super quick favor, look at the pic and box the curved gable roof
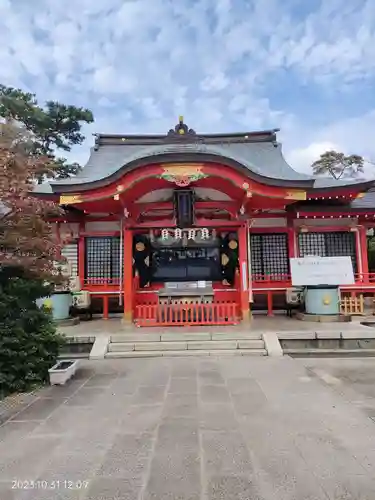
[49,140,315,192]
[34,119,375,195]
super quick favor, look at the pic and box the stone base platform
[54,317,80,327]
[296,312,350,323]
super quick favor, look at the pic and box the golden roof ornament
[167,116,196,137]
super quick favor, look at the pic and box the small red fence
[135,302,240,327]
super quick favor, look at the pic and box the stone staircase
[105,331,267,358]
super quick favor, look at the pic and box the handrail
[83,273,375,287]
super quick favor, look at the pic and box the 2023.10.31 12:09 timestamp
[12,480,89,490]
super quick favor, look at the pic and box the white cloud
[287,141,341,174]
[285,111,375,177]
[1,0,375,173]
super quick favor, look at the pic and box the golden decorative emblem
[242,182,252,198]
[59,194,82,205]
[221,254,229,266]
[135,242,145,252]
[323,295,331,306]
[285,190,306,201]
[160,164,208,187]
[228,240,238,250]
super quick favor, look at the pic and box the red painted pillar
[287,227,296,259]
[103,296,109,320]
[238,224,251,323]
[267,291,274,317]
[359,226,369,282]
[78,221,85,288]
[122,228,133,325]
[353,228,363,282]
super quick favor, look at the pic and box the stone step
[107,339,265,352]
[110,332,262,343]
[278,331,375,340]
[284,348,375,356]
[108,341,186,352]
[105,349,267,358]
[111,333,162,343]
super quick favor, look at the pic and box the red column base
[103,296,109,320]
[267,291,274,316]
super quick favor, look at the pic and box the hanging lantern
[175,228,182,240]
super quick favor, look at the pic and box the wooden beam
[296,211,375,218]
[132,200,239,221]
[130,218,243,229]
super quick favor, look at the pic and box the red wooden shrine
[36,118,375,325]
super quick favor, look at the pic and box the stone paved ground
[58,315,372,337]
[1,356,375,499]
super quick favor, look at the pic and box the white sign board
[290,256,355,286]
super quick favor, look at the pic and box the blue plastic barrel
[305,286,340,315]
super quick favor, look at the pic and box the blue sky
[1,0,375,175]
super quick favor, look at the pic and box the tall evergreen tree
[0,84,93,182]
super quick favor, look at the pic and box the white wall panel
[61,242,78,276]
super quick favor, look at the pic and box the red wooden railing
[252,273,291,283]
[252,273,375,286]
[83,278,121,286]
[82,273,375,288]
[135,302,240,327]
[353,273,375,283]
[80,273,375,320]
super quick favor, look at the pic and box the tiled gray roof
[49,141,313,188]
[312,177,367,189]
[351,189,375,209]
[32,182,53,194]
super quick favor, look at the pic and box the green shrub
[0,267,66,398]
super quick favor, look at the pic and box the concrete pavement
[58,315,373,337]
[1,356,375,499]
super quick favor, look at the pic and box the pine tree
[312,150,364,180]
[0,84,93,182]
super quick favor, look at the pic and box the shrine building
[36,118,375,326]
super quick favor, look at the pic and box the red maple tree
[0,122,64,278]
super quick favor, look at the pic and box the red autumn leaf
[0,122,66,279]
